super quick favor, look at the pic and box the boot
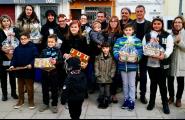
[175,99,182,107]
[163,104,170,114]
[11,90,18,99]
[2,95,7,101]
[168,97,174,104]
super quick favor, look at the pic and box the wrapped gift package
[143,46,161,56]
[143,42,163,56]
[70,48,90,69]
[119,51,137,63]
[34,58,55,71]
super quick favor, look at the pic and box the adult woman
[16,5,41,51]
[0,15,20,101]
[168,16,185,107]
[41,10,62,50]
[143,17,174,114]
[103,16,122,103]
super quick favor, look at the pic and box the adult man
[57,14,69,40]
[119,7,134,31]
[96,11,108,30]
[133,5,151,104]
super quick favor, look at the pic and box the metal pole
[179,0,182,16]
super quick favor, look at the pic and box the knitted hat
[66,57,81,71]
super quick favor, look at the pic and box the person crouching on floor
[61,57,87,119]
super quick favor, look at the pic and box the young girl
[143,17,174,114]
[113,24,143,111]
[0,15,20,101]
[39,34,63,113]
[95,42,116,109]
[9,32,38,109]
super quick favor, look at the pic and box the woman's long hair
[172,16,185,35]
[104,16,122,34]
[17,4,39,23]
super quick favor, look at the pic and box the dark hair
[135,5,146,12]
[101,42,111,48]
[123,23,134,30]
[48,34,57,42]
[19,31,30,38]
[17,4,39,23]
[80,14,88,19]
[151,16,164,32]
[97,11,106,17]
[45,10,57,18]
[172,16,185,35]
[121,7,131,14]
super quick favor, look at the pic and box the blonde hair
[92,20,101,30]
[0,15,13,29]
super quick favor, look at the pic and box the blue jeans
[121,71,136,101]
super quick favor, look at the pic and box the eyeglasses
[58,20,66,23]
[110,21,118,23]
[122,12,129,14]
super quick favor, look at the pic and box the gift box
[34,58,55,71]
[70,48,90,69]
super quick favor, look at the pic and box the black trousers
[0,66,16,97]
[68,100,84,119]
[147,67,168,105]
[136,61,147,97]
[42,70,59,106]
[167,76,184,100]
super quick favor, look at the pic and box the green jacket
[95,53,116,83]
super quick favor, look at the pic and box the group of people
[0,4,185,119]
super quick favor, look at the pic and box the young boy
[61,57,87,119]
[9,32,38,109]
[39,34,63,113]
[113,24,143,111]
[95,42,116,109]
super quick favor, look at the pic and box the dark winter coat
[10,41,38,79]
[61,71,87,103]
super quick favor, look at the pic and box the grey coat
[170,29,185,76]
[95,53,116,83]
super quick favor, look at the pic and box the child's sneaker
[29,103,36,110]
[128,100,135,111]
[14,102,24,109]
[39,104,49,112]
[121,99,129,109]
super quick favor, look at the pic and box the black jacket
[61,71,87,103]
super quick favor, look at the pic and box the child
[61,57,87,119]
[0,15,20,101]
[95,42,116,109]
[39,34,63,113]
[113,24,143,111]
[9,32,38,109]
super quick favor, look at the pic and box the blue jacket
[11,41,38,79]
[113,36,143,72]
